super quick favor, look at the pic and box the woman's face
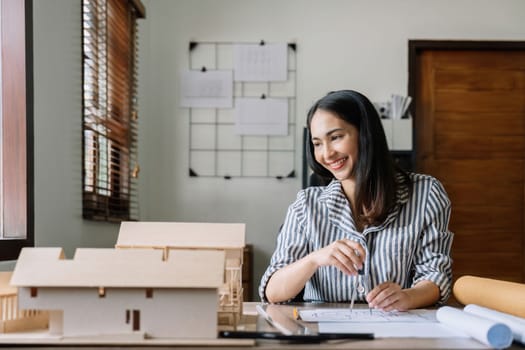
[310,109,359,182]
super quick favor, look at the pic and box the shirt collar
[374,172,410,231]
[318,172,411,231]
[318,180,356,233]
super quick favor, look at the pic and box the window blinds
[82,0,144,221]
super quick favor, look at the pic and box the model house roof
[10,247,225,288]
[116,221,245,249]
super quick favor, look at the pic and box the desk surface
[242,302,522,350]
[0,302,522,350]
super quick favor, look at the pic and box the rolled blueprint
[436,306,512,349]
[464,304,525,344]
[453,276,525,318]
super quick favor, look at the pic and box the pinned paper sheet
[234,98,288,136]
[180,70,233,108]
[233,43,287,82]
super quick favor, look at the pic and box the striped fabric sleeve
[412,178,454,304]
[258,190,309,302]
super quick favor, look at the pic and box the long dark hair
[306,90,404,226]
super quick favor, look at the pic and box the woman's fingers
[331,249,359,275]
[366,282,409,311]
[331,239,366,275]
[340,239,366,269]
[314,239,366,275]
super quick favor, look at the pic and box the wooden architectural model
[10,247,225,339]
[0,272,48,333]
[116,221,245,327]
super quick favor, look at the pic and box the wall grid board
[186,41,297,179]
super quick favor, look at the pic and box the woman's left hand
[366,282,411,312]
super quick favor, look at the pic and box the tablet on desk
[219,304,374,343]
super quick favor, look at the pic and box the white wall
[31,1,121,252]
[3,1,523,300]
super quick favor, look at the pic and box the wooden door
[411,42,525,285]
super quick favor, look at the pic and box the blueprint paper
[464,304,525,344]
[304,308,469,338]
[298,308,435,323]
[437,306,512,349]
[319,322,468,338]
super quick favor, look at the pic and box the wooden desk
[0,302,522,349]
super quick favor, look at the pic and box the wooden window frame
[0,0,34,261]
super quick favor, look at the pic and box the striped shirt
[259,172,453,304]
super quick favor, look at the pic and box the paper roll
[436,306,512,349]
[453,276,525,318]
[464,304,525,344]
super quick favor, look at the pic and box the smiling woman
[309,109,359,188]
[259,90,453,312]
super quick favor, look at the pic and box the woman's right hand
[265,239,366,303]
[308,239,366,275]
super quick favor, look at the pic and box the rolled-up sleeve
[412,178,454,304]
[258,191,309,302]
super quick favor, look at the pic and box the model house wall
[116,221,245,327]
[10,247,225,338]
[17,287,218,338]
